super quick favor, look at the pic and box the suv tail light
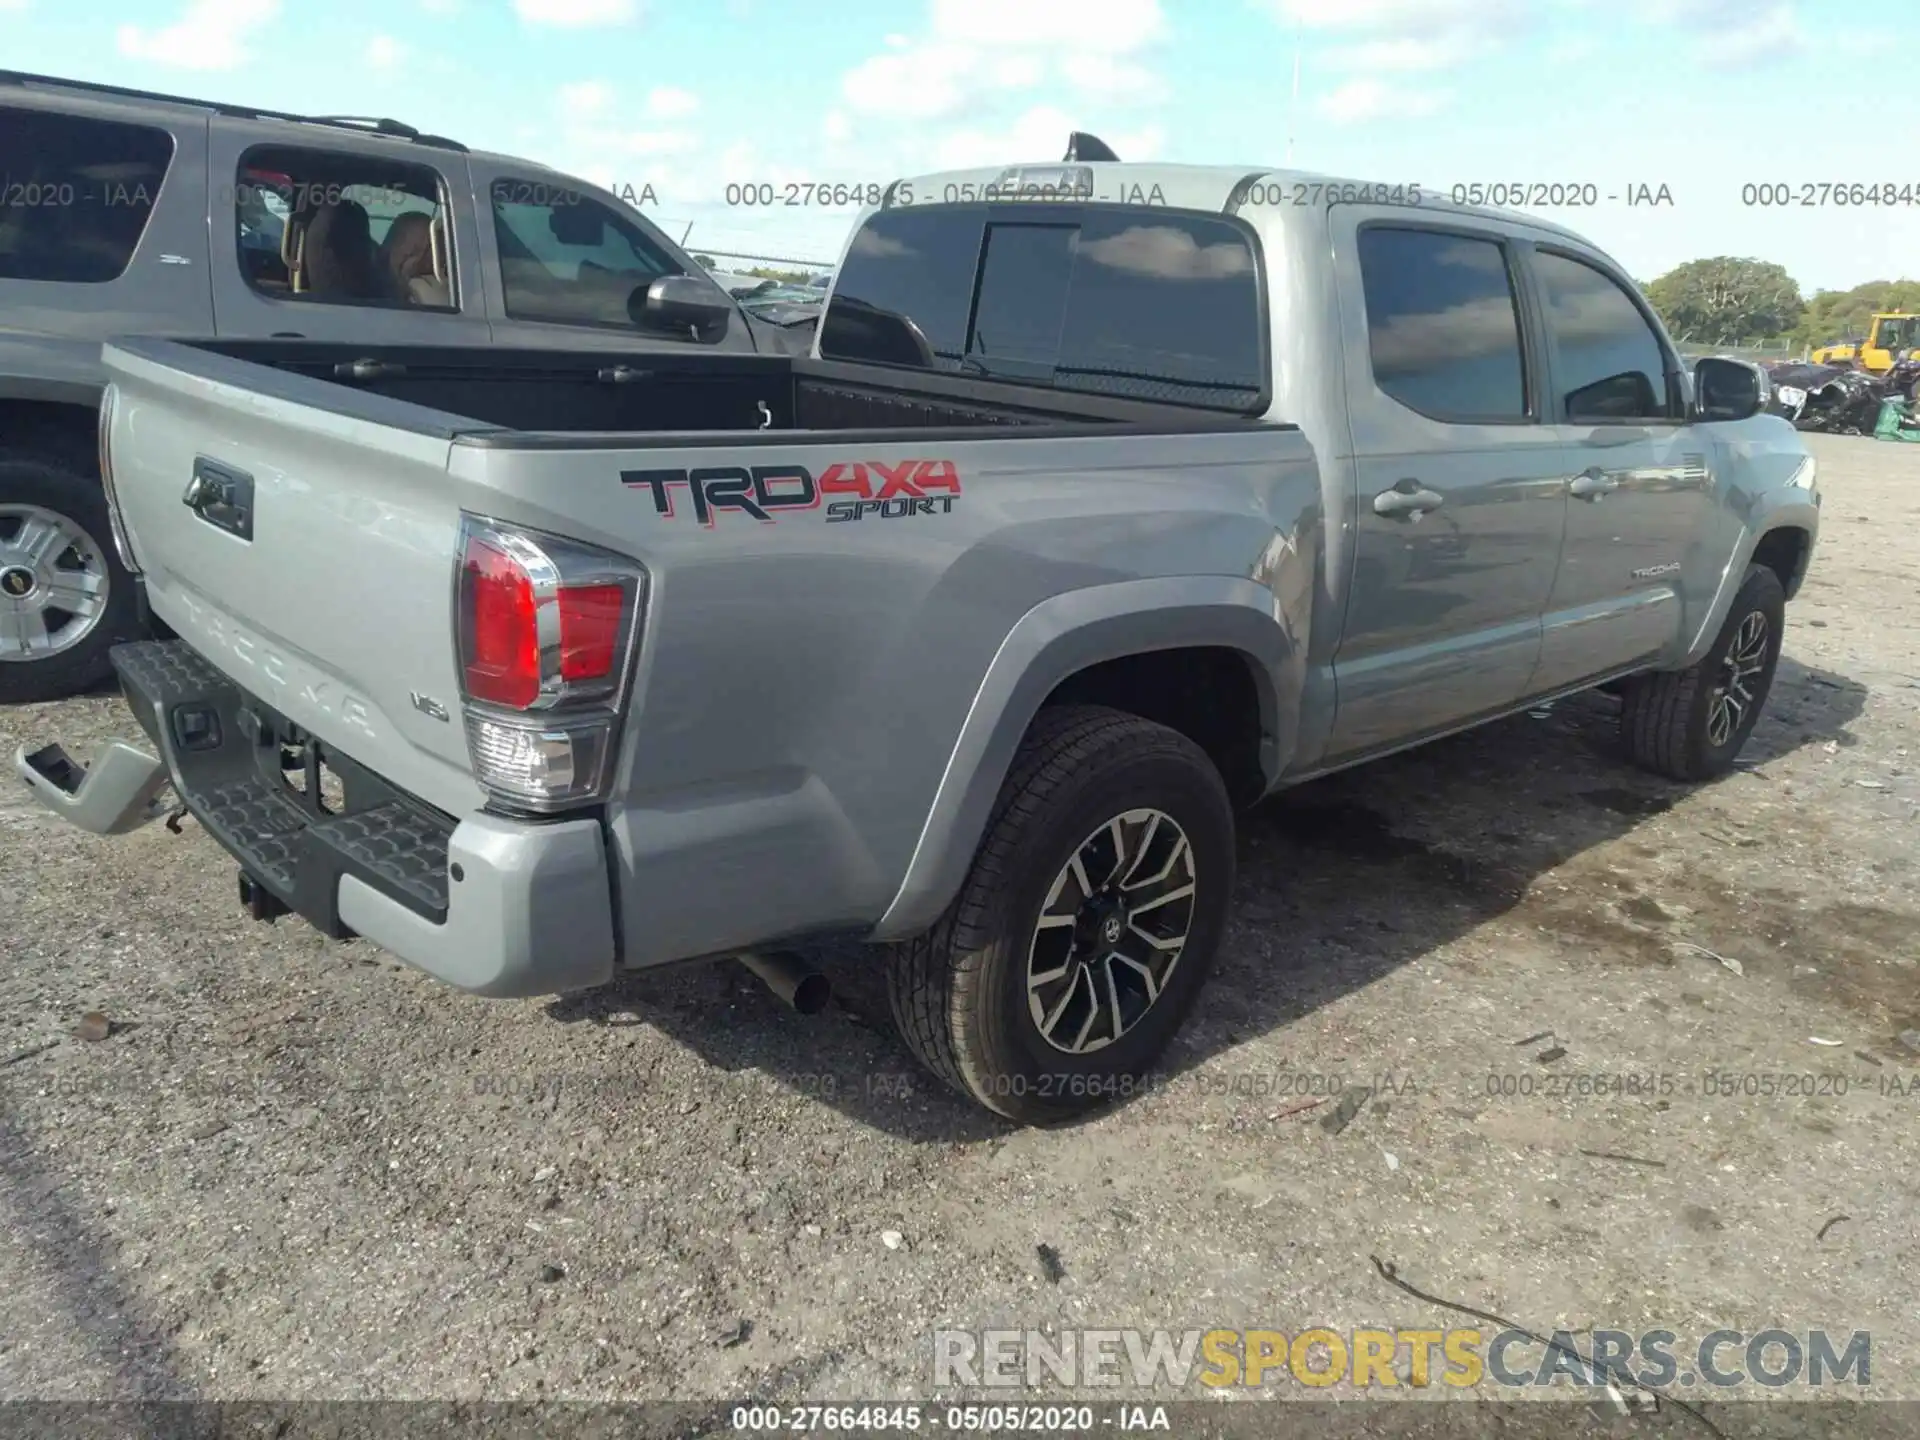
[454,515,648,814]
[97,385,141,577]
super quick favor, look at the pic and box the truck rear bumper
[13,639,615,999]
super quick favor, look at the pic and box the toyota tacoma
[14,160,1819,1121]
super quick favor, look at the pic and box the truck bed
[96,332,1314,980]
[179,338,1271,442]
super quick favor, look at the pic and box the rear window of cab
[819,204,1269,414]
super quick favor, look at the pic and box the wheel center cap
[1101,913,1124,946]
[0,566,34,599]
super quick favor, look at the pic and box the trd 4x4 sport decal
[621,459,961,527]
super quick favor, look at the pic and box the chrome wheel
[0,505,111,663]
[1026,808,1197,1056]
[1707,609,1770,748]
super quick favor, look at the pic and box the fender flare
[1680,498,1820,669]
[868,575,1297,941]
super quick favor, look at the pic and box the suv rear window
[819,205,1267,413]
[0,106,175,284]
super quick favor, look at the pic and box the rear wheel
[0,460,142,704]
[1620,563,1785,781]
[886,705,1236,1124]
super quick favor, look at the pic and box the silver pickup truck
[15,161,1820,1122]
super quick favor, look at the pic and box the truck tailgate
[103,340,485,817]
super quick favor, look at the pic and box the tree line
[693,254,815,284]
[1641,258,1920,349]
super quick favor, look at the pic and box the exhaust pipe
[738,951,831,1015]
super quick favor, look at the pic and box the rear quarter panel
[456,427,1321,963]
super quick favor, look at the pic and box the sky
[4,0,1915,292]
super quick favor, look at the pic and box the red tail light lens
[453,515,647,813]
[460,534,540,709]
[557,583,624,682]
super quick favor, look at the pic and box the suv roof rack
[0,69,470,153]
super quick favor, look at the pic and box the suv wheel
[887,705,1235,1123]
[0,460,142,704]
[1620,563,1786,782]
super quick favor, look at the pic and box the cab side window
[1534,250,1677,422]
[489,179,678,329]
[236,146,455,310]
[1356,226,1529,422]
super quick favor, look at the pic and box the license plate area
[242,706,392,822]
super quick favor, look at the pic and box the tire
[886,704,1236,1124]
[1620,563,1786,782]
[0,459,144,705]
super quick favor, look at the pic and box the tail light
[97,385,142,577]
[454,514,648,814]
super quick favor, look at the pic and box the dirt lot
[1,433,1916,1429]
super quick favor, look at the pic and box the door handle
[1373,483,1445,520]
[1569,468,1619,500]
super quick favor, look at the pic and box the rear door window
[1356,226,1529,421]
[236,146,455,309]
[821,205,1268,413]
[0,105,175,284]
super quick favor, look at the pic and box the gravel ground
[1,433,1916,1425]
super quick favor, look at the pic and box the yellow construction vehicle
[1810,312,1919,372]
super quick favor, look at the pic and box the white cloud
[619,131,699,156]
[712,142,809,190]
[932,105,1164,170]
[117,0,281,70]
[1058,53,1168,101]
[1694,2,1804,68]
[1635,0,1806,67]
[931,0,1163,52]
[514,0,636,26]
[558,80,613,119]
[1544,34,1598,62]
[1637,0,1747,22]
[835,0,1169,143]
[647,87,700,119]
[1274,0,1527,36]
[365,34,405,69]
[822,109,852,142]
[550,82,699,203]
[991,53,1047,88]
[1317,78,1450,123]
[840,42,979,120]
[0,0,30,11]
[1271,0,1522,112]
[1329,34,1480,71]
[935,106,1082,169]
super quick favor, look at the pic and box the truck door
[1322,212,1569,760]
[206,117,491,345]
[1524,247,1710,694]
